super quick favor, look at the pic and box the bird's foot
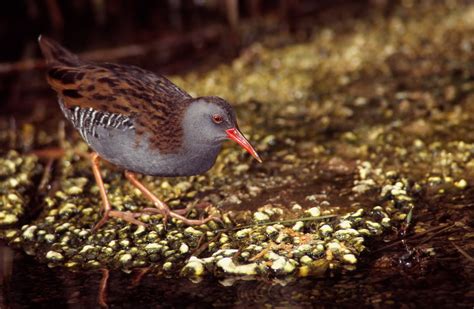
[124,171,221,226]
[145,201,211,216]
[141,204,220,226]
[91,205,218,231]
[92,210,148,232]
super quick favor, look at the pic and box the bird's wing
[45,62,190,112]
[40,35,192,153]
[39,35,191,112]
[45,63,192,153]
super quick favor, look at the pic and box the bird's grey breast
[60,100,221,176]
[87,126,221,176]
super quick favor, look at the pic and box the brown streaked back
[38,35,193,154]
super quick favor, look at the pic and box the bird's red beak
[226,128,262,163]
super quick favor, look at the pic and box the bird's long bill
[226,128,262,163]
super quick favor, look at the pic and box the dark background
[0,0,389,114]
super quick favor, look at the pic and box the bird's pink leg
[90,153,147,231]
[124,171,218,226]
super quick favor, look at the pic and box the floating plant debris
[0,147,414,277]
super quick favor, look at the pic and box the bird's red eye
[212,114,223,124]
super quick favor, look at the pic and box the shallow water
[2,242,471,308]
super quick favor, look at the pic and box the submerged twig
[130,267,151,288]
[38,158,54,192]
[31,147,65,159]
[418,224,456,245]
[374,223,453,253]
[219,214,338,232]
[192,232,222,258]
[98,268,109,308]
[451,241,474,263]
[249,241,275,262]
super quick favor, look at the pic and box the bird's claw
[140,204,221,226]
[92,210,148,232]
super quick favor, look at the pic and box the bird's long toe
[168,211,220,226]
[140,207,219,226]
[93,210,148,231]
[108,210,148,227]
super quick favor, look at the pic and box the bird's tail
[38,35,81,66]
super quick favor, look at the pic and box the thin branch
[191,232,222,258]
[418,224,456,245]
[0,25,224,75]
[130,267,151,288]
[451,241,474,263]
[98,268,109,308]
[38,158,54,192]
[374,223,453,253]
[219,214,338,232]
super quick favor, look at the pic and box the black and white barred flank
[58,98,134,143]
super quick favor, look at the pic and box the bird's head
[182,96,262,163]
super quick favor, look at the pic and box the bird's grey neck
[181,130,222,157]
[181,102,226,149]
